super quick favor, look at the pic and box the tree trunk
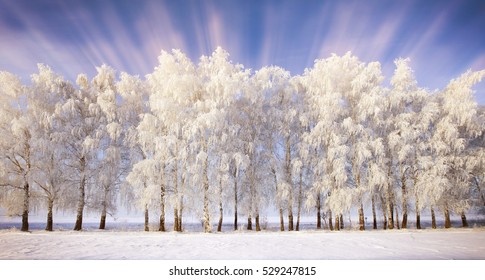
[335,213,340,231]
[45,196,53,231]
[247,151,256,231]
[401,171,408,229]
[173,158,179,232]
[21,181,30,232]
[20,137,31,232]
[255,211,261,231]
[288,209,294,230]
[415,191,421,229]
[247,173,253,231]
[217,178,223,232]
[159,163,166,232]
[431,206,436,229]
[178,194,184,232]
[273,167,284,231]
[202,140,211,233]
[355,171,365,231]
[380,194,387,229]
[371,195,377,230]
[217,205,223,232]
[99,206,107,230]
[328,210,334,231]
[74,156,86,231]
[285,136,294,231]
[316,193,322,229]
[288,202,294,230]
[159,213,165,232]
[276,208,283,231]
[358,203,365,231]
[296,170,303,231]
[386,161,394,230]
[395,205,400,230]
[203,184,210,232]
[387,190,394,230]
[174,208,179,232]
[234,167,238,231]
[416,212,421,229]
[340,213,344,230]
[461,211,468,228]
[444,206,451,229]
[99,185,109,230]
[177,164,186,232]
[144,203,149,231]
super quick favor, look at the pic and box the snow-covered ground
[1,226,484,259]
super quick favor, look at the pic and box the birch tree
[302,53,363,231]
[0,71,31,231]
[29,64,72,231]
[92,65,128,229]
[54,72,104,231]
[385,58,434,229]
[144,49,199,232]
[194,47,249,232]
[118,73,150,230]
[340,60,384,230]
[1,49,484,233]
[255,66,292,231]
[430,69,485,228]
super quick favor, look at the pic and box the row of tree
[1,48,484,232]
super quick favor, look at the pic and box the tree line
[1,48,484,232]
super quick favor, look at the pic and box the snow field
[1,227,484,260]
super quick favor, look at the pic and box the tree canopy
[1,48,484,232]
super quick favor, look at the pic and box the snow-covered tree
[117,72,149,230]
[28,64,72,231]
[384,58,435,229]
[255,66,306,231]
[339,59,384,230]
[91,64,129,230]
[141,49,200,232]
[1,49,484,233]
[468,105,485,211]
[430,69,485,228]
[302,53,368,231]
[195,47,249,232]
[0,71,31,231]
[53,72,105,230]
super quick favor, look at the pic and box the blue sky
[1,0,484,102]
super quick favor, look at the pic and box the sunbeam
[0,0,483,101]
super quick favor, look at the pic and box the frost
[1,48,484,233]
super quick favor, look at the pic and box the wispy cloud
[0,0,483,103]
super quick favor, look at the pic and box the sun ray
[0,0,482,98]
